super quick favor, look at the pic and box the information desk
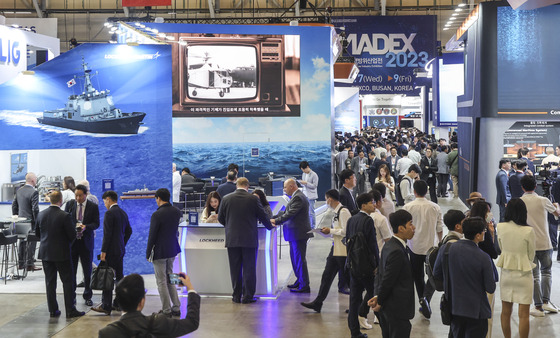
[179,223,278,297]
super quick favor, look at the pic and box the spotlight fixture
[455,8,463,12]
[458,2,467,7]
[449,17,457,20]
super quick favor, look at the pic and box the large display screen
[172,33,301,117]
[438,56,463,126]
[497,6,560,112]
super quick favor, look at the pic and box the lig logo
[0,38,21,66]
[347,33,417,55]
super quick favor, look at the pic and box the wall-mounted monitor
[172,33,301,117]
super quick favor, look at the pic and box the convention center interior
[2,0,560,337]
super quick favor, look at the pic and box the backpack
[345,232,377,279]
[425,234,460,291]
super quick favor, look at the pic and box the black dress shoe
[85,299,93,306]
[419,297,432,319]
[50,310,61,318]
[66,309,85,318]
[232,297,241,303]
[171,310,181,317]
[290,287,310,293]
[287,283,300,289]
[300,301,322,313]
[242,298,258,304]
[112,305,121,312]
[352,334,368,338]
[77,281,85,288]
[338,287,350,295]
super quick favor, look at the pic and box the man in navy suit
[433,217,497,338]
[495,159,511,222]
[368,209,416,338]
[272,178,313,293]
[36,190,85,318]
[338,169,357,213]
[146,188,183,316]
[519,147,535,174]
[218,178,274,303]
[92,190,132,315]
[508,160,527,199]
[65,184,100,307]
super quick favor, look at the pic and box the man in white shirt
[395,149,415,206]
[301,189,351,313]
[372,182,395,219]
[299,161,319,229]
[370,190,393,253]
[172,163,181,207]
[408,148,421,165]
[400,164,421,205]
[541,147,560,170]
[403,179,443,320]
[520,175,560,316]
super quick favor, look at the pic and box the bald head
[283,178,298,197]
[546,147,554,155]
[25,172,37,187]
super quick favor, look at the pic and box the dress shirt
[379,196,395,219]
[396,157,414,176]
[408,150,421,164]
[400,176,415,204]
[393,235,407,248]
[331,203,351,256]
[370,210,393,251]
[520,192,557,250]
[403,197,443,255]
[301,170,319,200]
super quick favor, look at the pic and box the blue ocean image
[174,141,331,198]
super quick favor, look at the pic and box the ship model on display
[37,57,146,134]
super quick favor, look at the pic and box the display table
[179,223,278,297]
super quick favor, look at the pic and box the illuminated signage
[0,38,21,66]
[456,5,480,39]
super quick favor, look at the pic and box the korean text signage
[332,16,436,95]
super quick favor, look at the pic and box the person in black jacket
[65,184,100,307]
[36,190,85,318]
[339,169,358,213]
[146,188,183,317]
[218,178,274,303]
[92,190,133,315]
[368,209,416,338]
[98,273,200,338]
[420,148,438,203]
[345,193,379,338]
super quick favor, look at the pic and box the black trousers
[102,256,123,310]
[549,213,559,249]
[409,251,435,303]
[71,239,93,301]
[43,260,75,314]
[498,203,507,223]
[314,247,347,303]
[227,247,257,301]
[437,173,450,197]
[427,177,438,203]
[289,239,310,289]
[378,310,411,338]
[348,274,374,337]
[451,315,488,338]
[18,240,36,268]
[395,175,404,206]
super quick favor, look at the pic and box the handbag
[91,261,115,291]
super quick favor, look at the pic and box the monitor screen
[185,45,258,100]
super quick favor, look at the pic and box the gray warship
[37,57,146,134]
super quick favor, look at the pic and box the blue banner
[332,16,436,95]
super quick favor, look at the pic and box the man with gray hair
[542,147,560,170]
[12,172,41,271]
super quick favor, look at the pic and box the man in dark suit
[508,160,526,199]
[272,178,313,293]
[36,190,85,318]
[216,170,237,198]
[346,193,379,338]
[351,150,368,195]
[146,188,183,316]
[519,147,535,174]
[495,159,511,222]
[218,178,274,303]
[12,172,41,271]
[92,190,132,315]
[420,148,438,203]
[65,184,100,307]
[369,209,416,338]
[433,217,496,337]
[99,273,200,337]
[339,169,357,213]
[387,147,400,181]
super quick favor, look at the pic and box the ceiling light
[443,28,450,31]
[449,17,457,20]
[458,3,467,7]
[455,8,463,12]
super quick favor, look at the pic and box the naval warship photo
[37,57,146,134]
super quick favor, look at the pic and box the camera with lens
[538,162,559,199]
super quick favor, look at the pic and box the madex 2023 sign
[332,16,436,95]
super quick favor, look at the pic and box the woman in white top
[61,176,76,209]
[496,198,536,338]
[374,164,395,201]
[201,191,221,223]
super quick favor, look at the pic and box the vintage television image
[172,33,301,117]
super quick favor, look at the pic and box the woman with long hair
[252,189,272,219]
[61,176,76,209]
[497,199,535,338]
[201,191,221,223]
[375,164,395,201]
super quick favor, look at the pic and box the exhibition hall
[1,0,560,337]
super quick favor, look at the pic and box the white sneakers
[358,316,372,330]
[542,302,559,313]
[530,307,546,317]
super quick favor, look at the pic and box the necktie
[78,203,83,222]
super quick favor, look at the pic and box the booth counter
[178,223,278,297]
